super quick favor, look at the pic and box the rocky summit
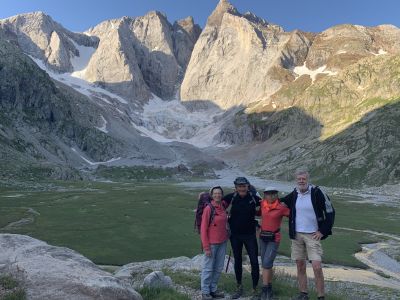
[0,0,399,187]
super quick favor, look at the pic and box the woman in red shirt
[200,186,229,300]
[259,187,290,300]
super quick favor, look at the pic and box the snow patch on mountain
[69,39,96,78]
[28,55,231,148]
[28,55,128,104]
[71,148,121,166]
[133,95,229,148]
[293,63,337,82]
[373,49,388,56]
[95,115,108,133]
[130,121,177,143]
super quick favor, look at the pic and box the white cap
[263,186,278,193]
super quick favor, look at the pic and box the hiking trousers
[230,233,259,288]
[201,241,227,294]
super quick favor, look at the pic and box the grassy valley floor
[1,180,400,299]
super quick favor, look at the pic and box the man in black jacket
[281,170,335,300]
[223,177,261,299]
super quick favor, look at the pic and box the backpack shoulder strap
[208,203,216,226]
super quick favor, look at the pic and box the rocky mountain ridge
[0,0,399,187]
[0,10,201,103]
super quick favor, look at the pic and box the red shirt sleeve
[281,204,290,217]
[200,205,211,251]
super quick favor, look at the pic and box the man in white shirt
[281,170,335,300]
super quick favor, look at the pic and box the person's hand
[312,231,323,241]
[205,249,212,257]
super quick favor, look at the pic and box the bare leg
[262,268,273,285]
[296,260,307,293]
[312,260,324,297]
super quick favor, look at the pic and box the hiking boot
[231,285,243,299]
[202,294,213,300]
[210,290,225,298]
[261,286,268,300]
[266,287,273,300]
[251,288,260,300]
[291,292,309,300]
[261,284,274,300]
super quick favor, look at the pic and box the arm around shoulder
[280,191,293,208]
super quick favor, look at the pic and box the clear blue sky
[1,0,399,33]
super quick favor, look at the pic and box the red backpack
[194,192,216,234]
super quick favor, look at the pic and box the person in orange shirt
[259,187,290,300]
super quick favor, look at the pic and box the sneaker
[210,290,225,298]
[292,292,309,300]
[202,294,213,300]
[231,285,243,299]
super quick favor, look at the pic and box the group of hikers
[196,170,335,300]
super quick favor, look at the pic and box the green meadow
[0,181,399,268]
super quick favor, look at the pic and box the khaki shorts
[291,232,323,261]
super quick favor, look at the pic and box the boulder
[143,271,173,288]
[0,234,142,300]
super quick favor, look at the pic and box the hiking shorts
[291,232,323,261]
[259,239,279,269]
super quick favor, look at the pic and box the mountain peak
[144,10,168,22]
[174,16,202,43]
[178,16,195,26]
[31,11,49,18]
[207,0,239,27]
[2,11,53,24]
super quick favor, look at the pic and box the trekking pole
[225,249,232,273]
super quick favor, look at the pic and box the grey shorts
[259,239,279,269]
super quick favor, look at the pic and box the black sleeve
[316,188,335,236]
[222,193,234,208]
[280,191,293,208]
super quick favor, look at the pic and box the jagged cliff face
[180,0,312,109]
[180,1,400,112]
[1,11,201,103]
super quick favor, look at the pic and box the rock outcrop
[172,16,202,68]
[0,234,142,300]
[84,18,151,103]
[143,271,173,288]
